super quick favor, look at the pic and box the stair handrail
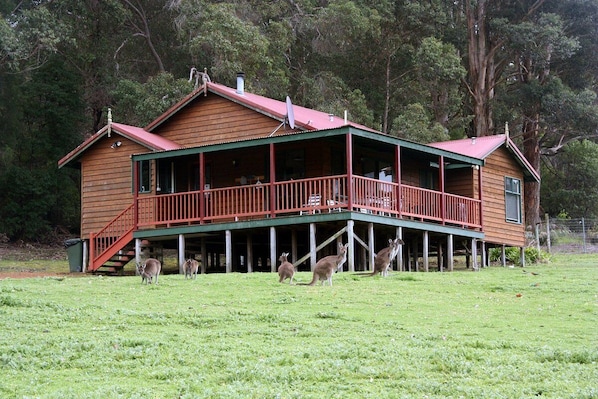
[90,203,135,265]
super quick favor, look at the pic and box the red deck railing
[132,175,481,228]
[90,175,482,268]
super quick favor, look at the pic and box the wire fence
[529,217,598,254]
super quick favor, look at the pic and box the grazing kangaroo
[365,238,404,277]
[300,242,348,286]
[183,258,199,279]
[277,252,295,284]
[136,258,161,285]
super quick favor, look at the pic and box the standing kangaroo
[365,238,404,277]
[300,242,348,286]
[183,258,199,279]
[136,258,161,285]
[277,252,295,284]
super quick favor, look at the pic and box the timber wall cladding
[401,160,427,187]
[444,168,474,198]
[155,96,282,146]
[80,137,148,237]
[482,147,525,246]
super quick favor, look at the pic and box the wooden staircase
[88,204,136,273]
[94,240,136,274]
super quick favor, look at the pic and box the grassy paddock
[0,254,596,398]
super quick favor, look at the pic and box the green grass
[0,254,597,398]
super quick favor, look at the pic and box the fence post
[582,217,587,253]
[545,213,551,253]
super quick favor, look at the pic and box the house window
[505,177,521,223]
[138,160,150,193]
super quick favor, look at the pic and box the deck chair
[378,196,392,216]
[327,199,342,212]
[300,194,321,214]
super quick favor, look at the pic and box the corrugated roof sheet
[429,135,506,159]
[146,81,378,134]
[429,134,540,182]
[207,82,377,133]
[58,122,181,168]
[111,123,181,151]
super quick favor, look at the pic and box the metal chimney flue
[236,72,245,95]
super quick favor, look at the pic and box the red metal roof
[429,135,506,158]
[58,122,181,168]
[111,123,182,151]
[59,80,378,168]
[208,82,378,132]
[430,134,540,182]
[146,81,378,134]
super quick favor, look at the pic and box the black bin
[64,238,83,272]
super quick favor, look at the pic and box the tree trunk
[523,115,542,226]
[383,54,391,134]
[466,0,495,137]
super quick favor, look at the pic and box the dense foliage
[1,0,598,240]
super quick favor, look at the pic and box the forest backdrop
[1,0,598,242]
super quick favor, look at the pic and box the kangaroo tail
[297,274,317,285]
[353,271,377,277]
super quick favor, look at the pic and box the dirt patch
[0,240,72,279]
[0,241,67,262]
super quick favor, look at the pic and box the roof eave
[506,137,540,182]
[58,125,109,168]
[58,124,179,169]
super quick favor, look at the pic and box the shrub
[488,246,550,265]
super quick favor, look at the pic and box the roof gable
[58,122,181,168]
[429,134,540,182]
[145,82,378,134]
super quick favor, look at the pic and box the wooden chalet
[58,74,539,274]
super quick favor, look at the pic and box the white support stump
[178,234,185,274]
[447,234,454,272]
[225,230,232,273]
[368,222,374,273]
[310,223,317,271]
[347,220,355,272]
[135,238,142,274]
[270,226,277,273]
[396,227,403,271]
[423,231,429,272]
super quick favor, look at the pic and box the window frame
[504,176,522,224]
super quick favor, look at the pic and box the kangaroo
[354,238,404,277]
[364,238,404,277]
[136,258,161,285]
[277,252,295,284]
[183,258,199,279]
[300,242,348,286]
